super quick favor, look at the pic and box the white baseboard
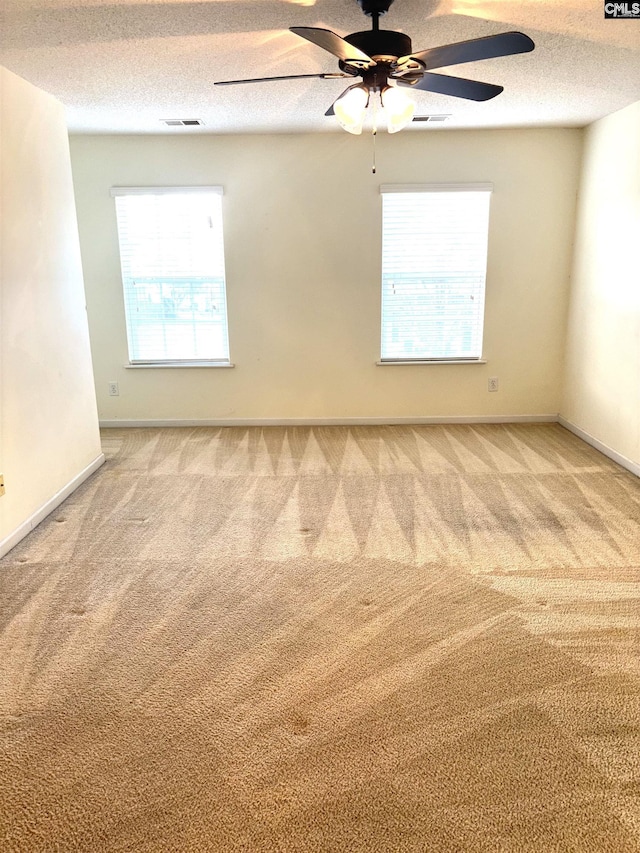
[0,454,106,560]
[558,417,640,478]
[100,415,559,428]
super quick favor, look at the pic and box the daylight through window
[112,187,230,364]
[380,184,492,362]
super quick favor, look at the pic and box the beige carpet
[1,423,640,852]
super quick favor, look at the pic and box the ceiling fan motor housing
[343,29,412,63]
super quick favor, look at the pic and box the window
[111,186,230,365]
[380,184,492,362]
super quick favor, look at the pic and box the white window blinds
[380,184,492,361]
[111,187,230,364]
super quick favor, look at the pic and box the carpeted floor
[1,423,639,852]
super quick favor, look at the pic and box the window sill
[376,359,487,366]
[125,361,235,369]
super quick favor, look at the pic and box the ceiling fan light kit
[214,0,535,136]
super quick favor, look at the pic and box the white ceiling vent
[412,114,451,123]
[161,119,205,127]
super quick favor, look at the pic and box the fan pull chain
[371,94,378,174]
[372,127,377,174]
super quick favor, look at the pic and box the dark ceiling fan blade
[399,32,534,72]
[290,27,375,67]
[397,72,503,101]
[215,72,352,86]
[325,104,335,117]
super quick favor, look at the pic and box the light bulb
[381,85,415,134]
[333,85,369,135]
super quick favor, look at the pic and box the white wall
[0,68,103,553]
[561,101,640,469]
[70,128,582,422]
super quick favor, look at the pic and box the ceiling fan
[214,0,535,134]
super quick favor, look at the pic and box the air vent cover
[412,114,451,123]
[161,119,205,127]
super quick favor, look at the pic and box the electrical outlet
[488,377,499,392]
[0,474,4,497]
[108,381,119,397]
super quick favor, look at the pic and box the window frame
[378,183,493,365]
[110,185,232,368]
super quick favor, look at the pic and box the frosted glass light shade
[333,85,369,135]
[381,86,415,133]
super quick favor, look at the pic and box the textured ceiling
[1,0,639,134]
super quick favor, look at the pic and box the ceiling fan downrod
[357,0,395,31]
